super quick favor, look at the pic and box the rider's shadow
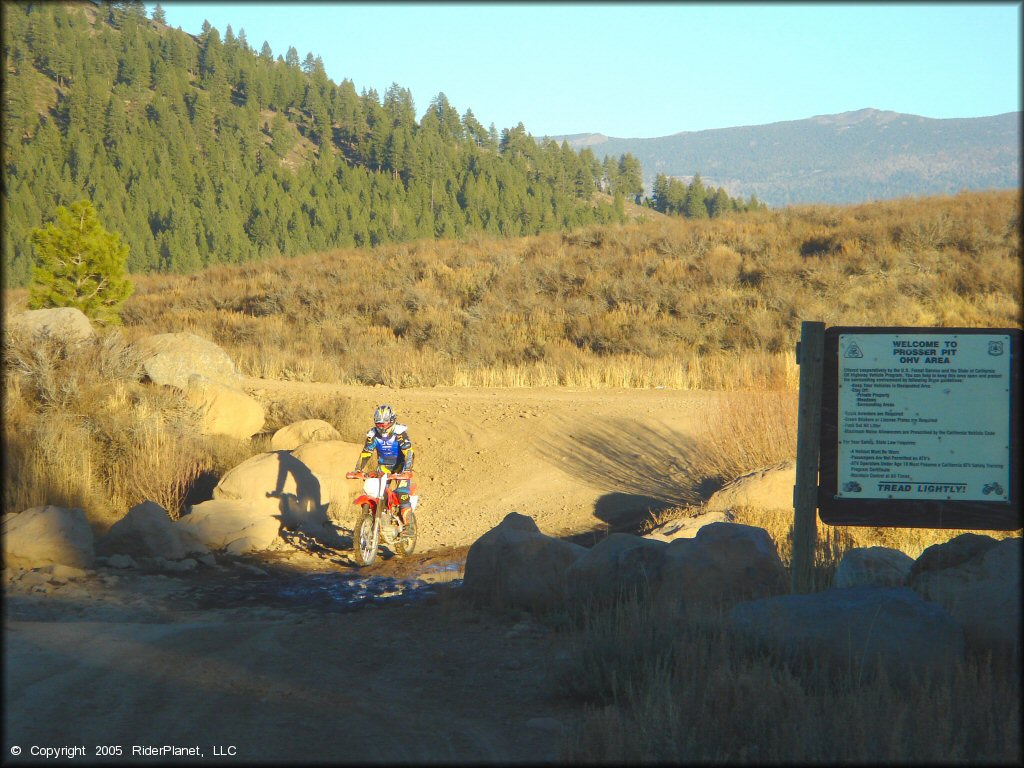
[265,451,347,550]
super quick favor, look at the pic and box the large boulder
[7,307,96,343]
[731,587,965,683]
[96,500,209,560]
[132,332,241,390]
[910,536,1021,660]
[565,533,669,607]
[643,509,734,542]
[834,546,914,588]
[2,505,96,569]
[910,533,1000,579]
[184,374,265,439]
[213,450,328,534]
[271,420,342,451]
[290,440,364,511]
[176,499,282,554]
[706,461,795,512]
[657,522,788,610]
[464,512,587,611]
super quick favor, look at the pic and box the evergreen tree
[152,3,166,24]
[652,174,670,212]
[269,110,295,157]
[684,174,709,219]
[617,154,644,201]
[28,199,134,324]
[709,187,731,218]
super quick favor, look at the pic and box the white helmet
[373,404,397,436]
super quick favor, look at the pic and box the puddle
[189,569,463,613]
[424,562,461,573]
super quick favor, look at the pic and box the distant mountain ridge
[551,109,1020,207]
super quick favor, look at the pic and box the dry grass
[0,326,379,530]
[554,383,1020,767]
[686,390,799,489]
[554,592,1020,763]
[5,189,1008,392]
[2,328,244,530]
[2,189,1019,534]
[640,391,1019,587]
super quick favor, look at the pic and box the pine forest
[1,2,762,287]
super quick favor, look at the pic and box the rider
[354,404,415,526]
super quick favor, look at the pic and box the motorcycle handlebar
[346,471,413,481]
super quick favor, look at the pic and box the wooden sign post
[792,321,824,594]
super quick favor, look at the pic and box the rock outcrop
[96,500,210,560]
[705,461,795,512]
[290,440,364,513]
[834,546,914,588]
[176,499,283,555]
[464,512,587,610]
[643,509,734,542]
[184,374,265,439]
[910,533,1000,578]
[565,533,669,606]
[132,332,241,390]
[7,307,96,343]
[731,586,965,683]
[910,535,1021,660]
[213,450,329,535]
[2,506,96,569]
[270,420,342,451]
[656,522,788,610]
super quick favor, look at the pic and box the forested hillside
[2,2,647,286]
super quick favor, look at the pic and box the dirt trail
[247,379,727,549]
[6,593,571,763]
[4,384,727,763]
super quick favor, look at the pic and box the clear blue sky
[154,2,1021,139]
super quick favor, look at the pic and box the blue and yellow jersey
[355,424,414,473]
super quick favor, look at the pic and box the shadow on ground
[535,415,727,537]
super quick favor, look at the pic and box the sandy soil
[248,379,727,550]
[4,383,726,763]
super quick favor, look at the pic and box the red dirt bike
[344,470,418,566]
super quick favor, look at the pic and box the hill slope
[555,108,1021,206]
[1,2,636,286]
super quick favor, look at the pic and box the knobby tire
[353,504,379,566]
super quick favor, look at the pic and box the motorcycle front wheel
[352,505,379,566]
[395,510,417,557]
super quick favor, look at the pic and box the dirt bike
[344,470,418,566]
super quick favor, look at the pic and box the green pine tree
[684,174,709,219]
[28,199,134,324]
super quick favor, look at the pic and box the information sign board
[819,327,1021,529]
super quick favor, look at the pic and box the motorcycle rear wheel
[395,510,417,557]
[352,505,379,566]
